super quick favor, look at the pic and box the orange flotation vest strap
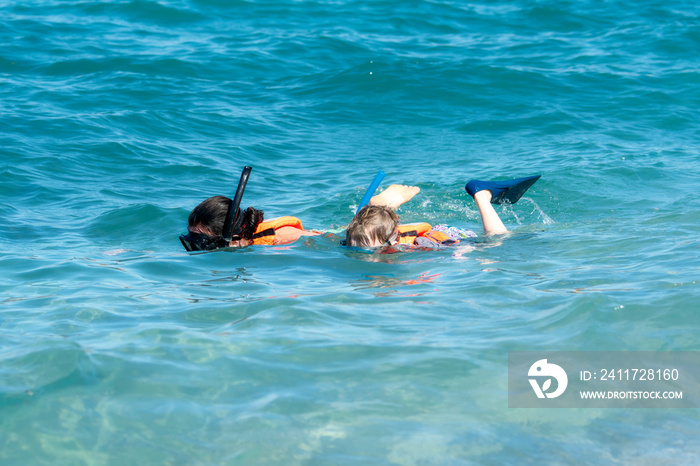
[251,216,304,245]
[397,223,455,245]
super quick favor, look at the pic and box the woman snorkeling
[181,195,318,250]
[179,166,321,251]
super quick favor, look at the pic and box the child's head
[345,205,399,247]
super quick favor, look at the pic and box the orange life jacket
[397,223,456,245]
[251,216,304,245]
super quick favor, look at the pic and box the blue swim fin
[465,175,541,205]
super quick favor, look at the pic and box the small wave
[0,339,94,402]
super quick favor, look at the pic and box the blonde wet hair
[345,205,399,247]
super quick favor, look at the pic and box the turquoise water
[2,0,700,463]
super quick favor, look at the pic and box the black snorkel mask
[180,166,252,252]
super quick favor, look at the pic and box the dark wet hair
[188,196,264,240]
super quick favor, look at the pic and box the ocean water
[1,0,699,463]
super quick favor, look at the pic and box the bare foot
[369,184,420,210]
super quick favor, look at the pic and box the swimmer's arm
[368,184,420,210]
[273,226,320,245]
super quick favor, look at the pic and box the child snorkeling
[344,176,539,249]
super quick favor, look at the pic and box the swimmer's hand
[370,184,420,210]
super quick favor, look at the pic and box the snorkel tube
[222,165,252,242]
[339,171,386,248]
[356,171,385,214]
